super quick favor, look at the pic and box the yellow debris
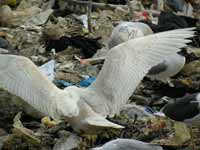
[0,0,17,7]
[41,116,58,128]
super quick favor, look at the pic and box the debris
[0,5,41,27]
[79,76,96,87]
[53,132,81,150]
[54,80,74,88]
[54,76,96,88]
[55,72,82,83]
[108,22,153,49]
[187,47,200,57]
[43,16,84,40]
[0,48,9,54]
[181,60,200,76]
[0,0,199,149]
[44,35,102,58]
[9,112,41,146]
[0,128,8,149]
[31,55,48,65]
[165,0,194,16]
[76,14,88,29]
[75,55,105,65]
[152,121,190,146]
[25,9,53,26]
[126,0,134,20]
[39,60,55,81]
[41,117,58,128]
[121,104,155,119]
[0,37,14,51]
[87,0,92,33]
[0,0,16,6]
[0,135,8,150]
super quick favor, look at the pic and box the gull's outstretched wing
[0,52,79,119]
[86,28,195,116]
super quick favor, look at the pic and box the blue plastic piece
[54,80,74,87]
[145,106,156,114]
[79,76,96,87]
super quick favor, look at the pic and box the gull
[147,53,185,83]
[162,93,200,149]
[0,28,195,133]
[92,138,163,150]
[162,93,200,125]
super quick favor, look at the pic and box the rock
[0,135,9,150]
[114,7,128,19]
[53,131,81,150]
[0,5,13,27]
[5,26,42,57]
[181,60,200,76]
[55,72,82,83]
[0,0,16,6]
[0,37,14,51]
[152,121,190,147]
[120,104,155,119]
[12,126,41,145]
[0,48,9,54]
[0,89,43,131]
[130,0,144,11]
[0,128,8,149]
[0,129,7,136]
[31,55,48,65]
[43,17,83,40]
[1,112,41,150]
[38,46,46,54]
[17,0,44,9]
[58,62,75,70]
[187,47,200,57]
[25,9,53,26]
[0,5,41,27]
[73,64,100,77]
[1,132,41,150]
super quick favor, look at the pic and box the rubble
[0,0,199,149]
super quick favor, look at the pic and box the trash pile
[0,0,199,150]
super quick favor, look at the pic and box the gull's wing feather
[86,28,195,115]
[85,116,124,128]
[0,53,79,119]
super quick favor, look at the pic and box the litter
[39,60,55,81]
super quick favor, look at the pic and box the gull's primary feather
[83,28,195,116]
